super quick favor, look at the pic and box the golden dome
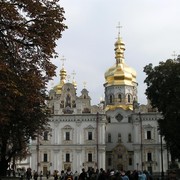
[72,80,77,89]
[104,36,137,86]
[53,67,67,94]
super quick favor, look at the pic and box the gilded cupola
[72,70,77,89]
[104,29,138,111]
[53,66,67,94]
[53,56,67,94]
[104,35,137,87]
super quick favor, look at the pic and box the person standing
[65,167,73,180]
[40,171,43,180]
[78,168,87,180]
[26,168,32,180]
[53,170,59,180]
[46,171,50,179]
[34,171,38,180]
[74,171,79,180]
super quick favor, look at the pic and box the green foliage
[144,59,180,160]
[0,0,67,176]
[169,162,179,169]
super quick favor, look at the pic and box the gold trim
[105,104,133,111]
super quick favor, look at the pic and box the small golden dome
[72,80,77,89]
[53,67,67,94]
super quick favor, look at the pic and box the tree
[144,59,180,161]
[0,0,67,176]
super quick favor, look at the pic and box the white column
[53,151,58,170]
[99,125,102,144]
[54,122,59,144]
[99,150,105,170]
[75,150,82,173]
[101,124,105,144]
[31,150,37,171]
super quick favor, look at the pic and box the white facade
[132,112,168,174]
[29,82,106,174]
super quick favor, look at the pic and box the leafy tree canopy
[144,59,180,160]
[0,0,66,176]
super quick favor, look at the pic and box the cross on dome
[72,70,76,80]
[60,55,66,67]
[116,22,122,38]
[67,75,71,82]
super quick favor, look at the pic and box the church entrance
[117,163,123,171]
[43,166,47,175]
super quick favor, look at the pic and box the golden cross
[60,55,66,67]
[116,22,122,37]
[67,75,71,82]
[72,70,76,80]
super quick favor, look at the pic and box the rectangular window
[44,131,48,141]
[128,134,132,142]
[66,132,70,140]
[129,158,132,165]
[108,133,111,143]
[147,152,152,161]
[66,153,70,162]
[88,153,92,162]
[147,131,151,139]
[43,153,48,162]
[88,132,92,140]
[128,116,132,123]
[107,117,111,123]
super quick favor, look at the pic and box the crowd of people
[14,167,153,180]
[51,167,153,180]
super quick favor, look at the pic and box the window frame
[88,153,92,162]
[43,153,48,162]
[66,153,70,162]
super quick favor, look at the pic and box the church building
[28,31,169,176]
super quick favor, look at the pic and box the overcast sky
[50,0,180,105]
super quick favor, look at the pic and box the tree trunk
[0,158,9,177]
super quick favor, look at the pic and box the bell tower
[104,28,138,111]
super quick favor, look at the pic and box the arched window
[60,100,64,108]
[108,133,111,143]
[118,94,122,102]
[109,94,114,104]
[128,94,131,103]
[65,94,71,107]
[118,133,121,142]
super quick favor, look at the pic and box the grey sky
[50,0,180,105]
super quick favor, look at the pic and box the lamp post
[96,112,99,170]
[160,134,164,179]
[139,112,143,171]
[136,163,139,171]
[149,161,152,175]
[36,135,40,173]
